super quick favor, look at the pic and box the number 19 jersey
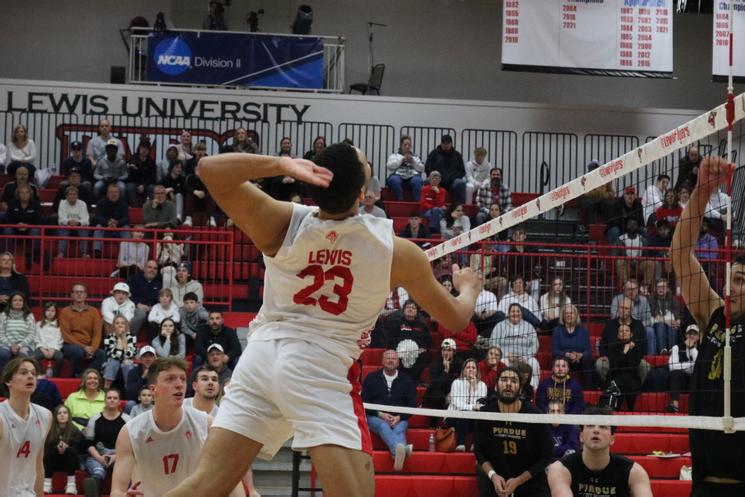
[127,406,209,497]
[251,204,394,359]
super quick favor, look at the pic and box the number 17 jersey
[251,204,394,359]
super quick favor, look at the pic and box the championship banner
[146,31,324,89]
[712,0,745,82]
[502,0,674,78]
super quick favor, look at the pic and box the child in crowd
[148,287,181,339]
[34,302,64,377]
[179,291,209,343]
[129,387,155,418]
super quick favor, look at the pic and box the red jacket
[478,359,507,390]
[420,184,447,210]
[437,322,477,352]
[655,205,683,228]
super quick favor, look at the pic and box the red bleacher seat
[129,207,144,224]
[49,378,79,399]
[222,312,256,329]
[361,348,385,366]
[612,433,689,454]
[375,475,477,497]
[385,201,420,218]
[373,451,475,474]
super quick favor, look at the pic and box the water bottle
[46,366,53,378]
[428,433,436,452]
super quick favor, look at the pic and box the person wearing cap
[124,345,157,401]
[100,281,146,336]
[423,338,464,414]
[62,140,95,186]
[666,324,700,413]
[475,168,512,226]
[86,119,124,166]
[93,138,128,199]
[169,260,204,307]
[420,170,447,233]
[385,135,425,201]
[60,283,106,376]
[125,139,157,207]
[194,311,242,370]
[179,291,209,342]
[92,182,130,254]
[205,343,233,387]
[424,134,467,204]
[603,185,644,244]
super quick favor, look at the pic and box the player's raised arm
[111,426,140,497]
[197,153,333,256]
[671,156,733,325]
[391,237,480,331]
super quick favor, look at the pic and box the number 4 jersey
[251,204,394,359]
[127,406,209,497]
[0,401,51,497]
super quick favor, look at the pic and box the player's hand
[697,156,735,192]
[451,264,480,295]
[500,477,521,496]
[490,472,506,493]
[127,481,144,496]
[279,157,333,188]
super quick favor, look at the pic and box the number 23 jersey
[127,406,209,497]
[251,204,394,359]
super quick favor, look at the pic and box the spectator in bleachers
[703,187,730,234]
[420,170,447,233]
[440,202,470,241]
[125,139,156,207]
[53,167,94,214]
[124,345,156,401]
[447,358,488,452]
[194,311,241,370]
[127,260,162,318]
[205,343,233,387]
[475,168,512,225]
[386,135,424,201]
[232,127,258,154]
[551,304,593,388]
[93,139,128,199]
[179,291,208,343]
[303,135,327,161]
[648,278,681,355]
[641,174,670,224]
[35,302,63,377]
[169,261,204,307]
[0,291,37,371]
[666,323,700,413]
[613,218,655,292]
[143,185,178,229]
[473,279,500,346]
[128,386,154,418]
[116,225,149,279]
[539,277,571,331]
[437,313,478,361]
[65,368,105,429]
[576,160,615,232]
[546,400,579,461]
[277,136,293,157]
[151,317,185,359]
[648,218,673,260]
[83,388,129,497]
[675,145,701,190]
[160,160,186,223]
[32,368,62,414]
[505,227,541,302]
[43,404,84,495]
[1,164,39,211]
[474,203,510,250]
[465,147,492,204]
[535,357,584,414]
[478,346,507,391]
[425,134,466,204]
[604,185,644,244]
[203,1,227,30]
[60,283,105,376]
[606,323,643,411]
[596,297,650,388]
[423,338,463,413]
[100,282,144,336]
[102,315,136,389]
[695,217,719,263]
[3,184,43,265]
[367,165,383,205]
[92,182,130,255]
[6,124,37,180]
[498,276,541,328]
[398,211,431,243]
[676,181,691,209]
[63,140,95,188]
[610,279,655,355]
[147,288,181,340]
[359,190,387,218]
[654,189,682,229]
[517,361,535,403]
[380,287,410,320]
[0,141,5,171]
[56,185,91,258]
[362,350,416,471]
[174,129,193,162]
[156,232,183,287]
[384,299,431,382]
[490,303,540,390]
[0,251,30,311]
[156,145,179,182]
[184,142,218,227]
[86,119,124,167]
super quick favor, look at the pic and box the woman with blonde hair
[64,368,105,429]
[446,358,487,451]
[102,315,137,389]
[6,124,37,179]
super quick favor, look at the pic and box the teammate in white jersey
[165,144,481,497]
[111,357,244,497]
[0,356,52,497]
[183,365,220,417]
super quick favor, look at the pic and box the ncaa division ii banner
[502,0,674,78]
[146,31,324,89]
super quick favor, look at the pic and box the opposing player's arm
[111,426,138,497]
[390,237,480,331]
[546,461,573,497]
[671,156,732,325]
[628,462,652,497]
[197,153,332,256]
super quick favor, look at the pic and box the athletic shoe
[208,216,217,227]
[43,478,52,494]
[182,216,193,227]
[83,477,100,497]
[406,443,413,456]
[393,443,406,471]
[455,444,466,452]
[65,481,78,495]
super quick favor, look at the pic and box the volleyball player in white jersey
[0,357,52,497]
[164,144,480,497]
[111,358,244,497]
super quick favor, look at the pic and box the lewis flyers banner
[501,0,674,78]
[146,31,324,89]
[712,0,745,83]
